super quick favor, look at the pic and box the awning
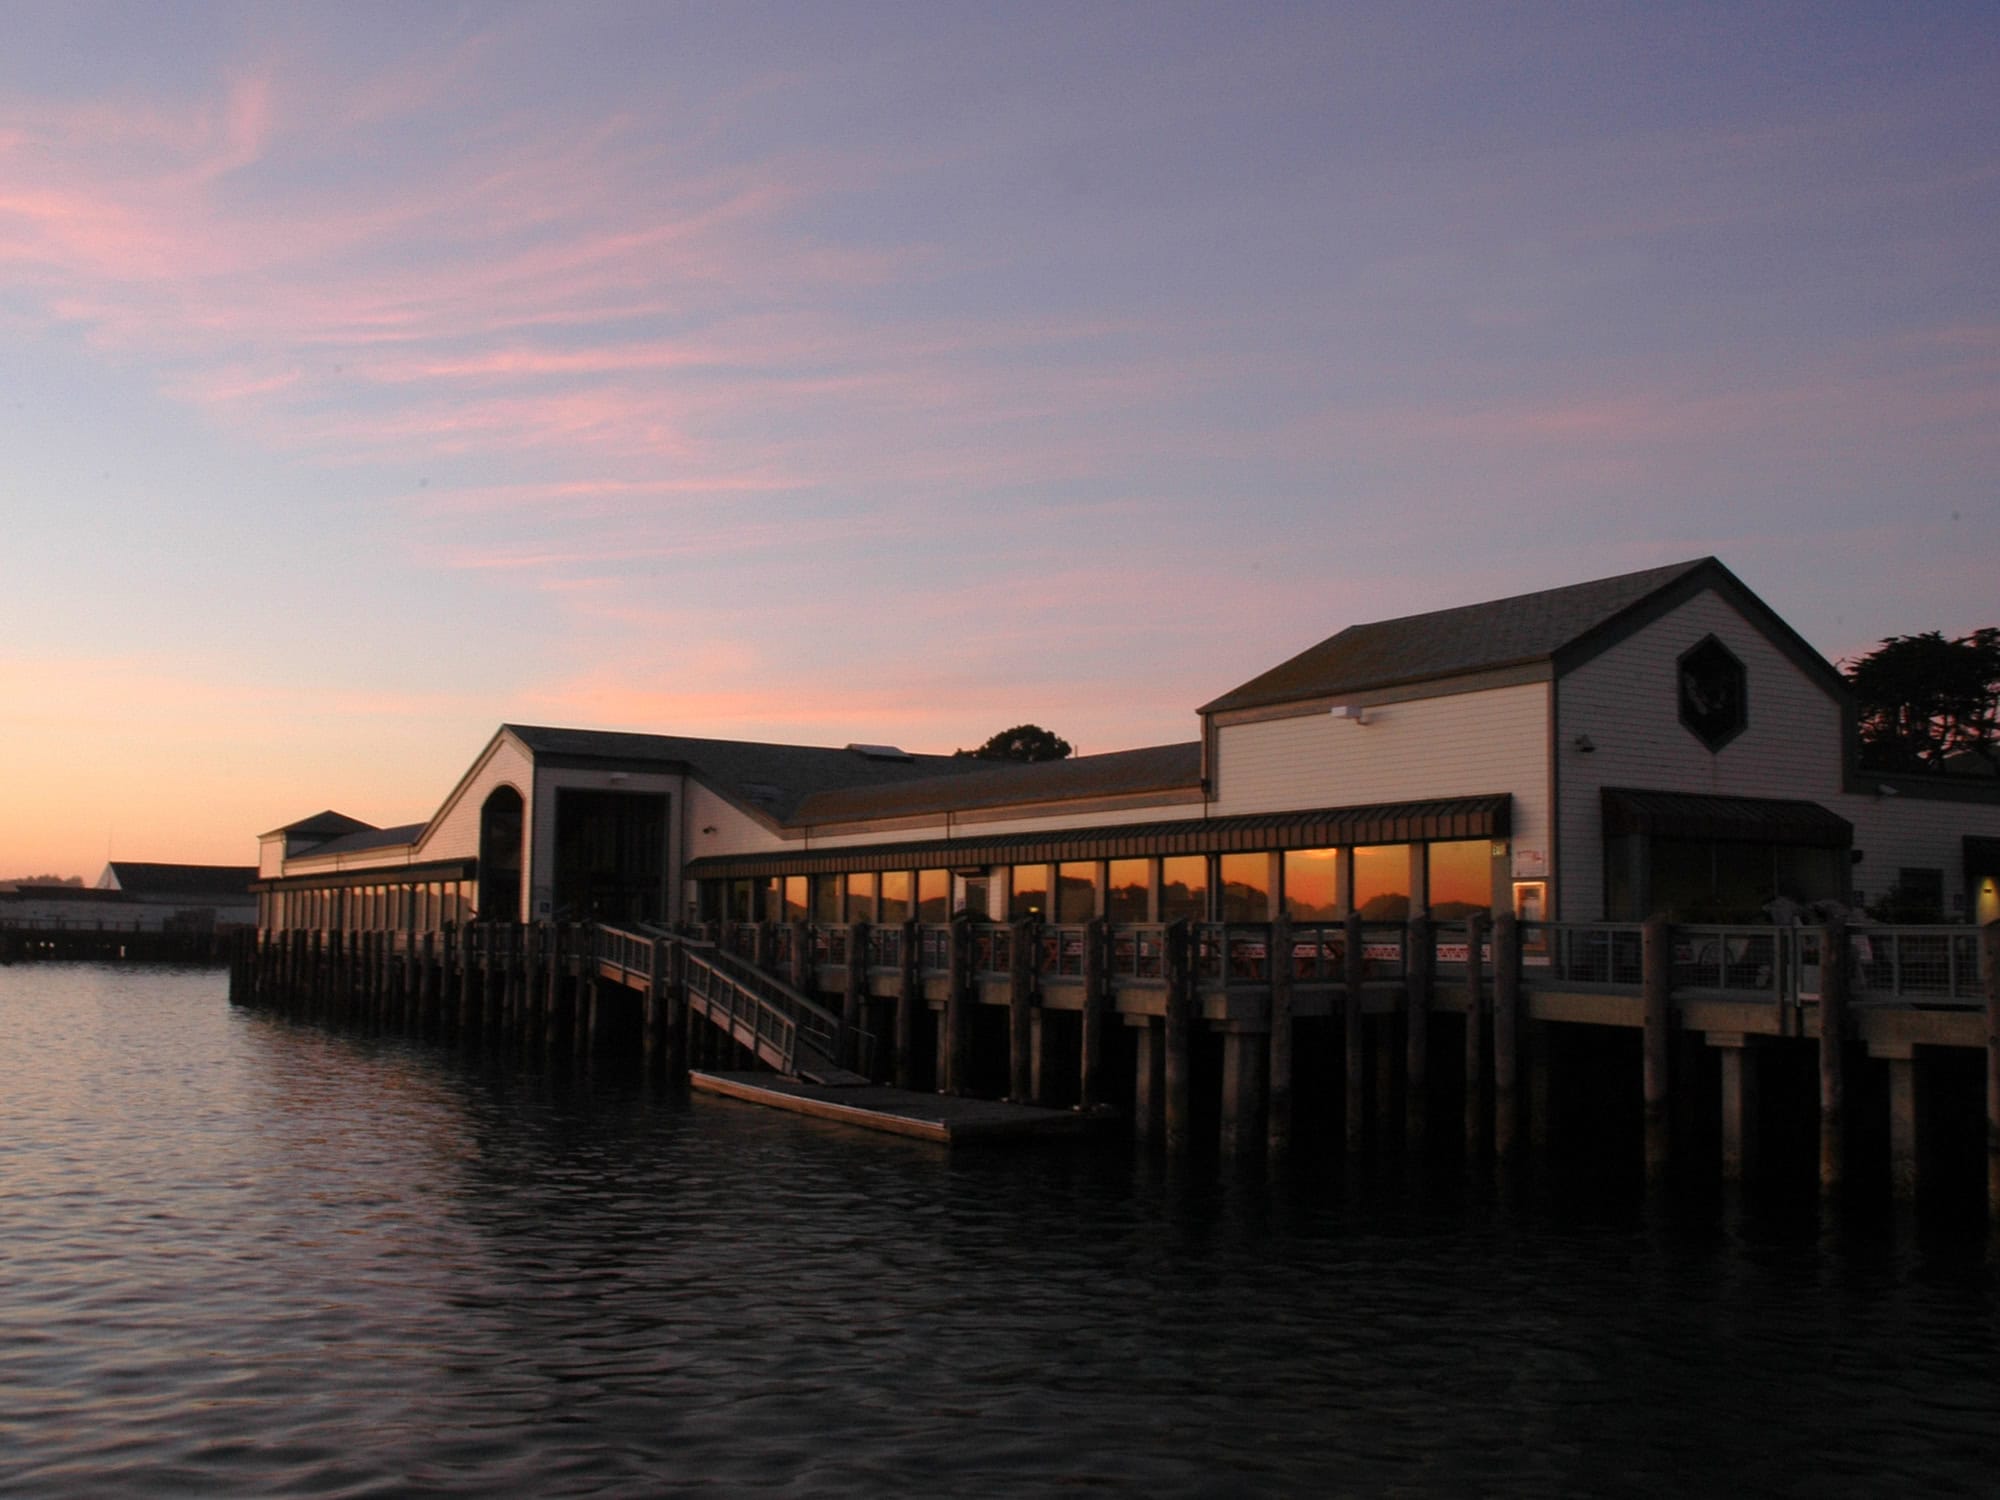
[687,794,1511,880]
[1601,787,1851,848]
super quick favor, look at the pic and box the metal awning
[1600,787,1852,848]
[686,794,1511,880]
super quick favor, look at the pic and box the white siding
[419,736,533,865]
[1207,681,1550,870]
[1556,590,1846,919]
[1837,791,2000,918]
[687,783,788,856]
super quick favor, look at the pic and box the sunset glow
[3,3,1995,878]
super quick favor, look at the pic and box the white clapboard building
[254,558,2000,936]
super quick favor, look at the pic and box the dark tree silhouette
[1843,628,1999,774]
[955,724,1075,762]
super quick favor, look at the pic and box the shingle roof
[291,823,428,859]
[259,810,376,841]
[790,742,1202,825]
[102,862,258,898]
[503,724,994,825]
[1201,558,1715,714]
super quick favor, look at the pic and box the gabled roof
[289,823,427,860]
[100,862,258,898]
[259,810,376,841]
[790,742,1202,826]
[503,724,994,826]
[1202,558,1722,714]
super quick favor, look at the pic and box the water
[3,966,1997,1498]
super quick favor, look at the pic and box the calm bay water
[2,964,1997,1497]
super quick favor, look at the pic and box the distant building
[1,863,256,932]
[253,558,2000,935]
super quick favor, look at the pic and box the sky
[2,1,1995,879]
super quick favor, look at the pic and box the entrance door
[552,789,669,922]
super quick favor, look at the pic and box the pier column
[895,920,920,1089]
[1492,912,1521,1162]
[1819,921,1848,1196]
[1267,914,1294,1158]
[1642,914,1673,1183]
[945,915,974,1096]
[1464,912,1488,1157]
[664,939,689,1081]
[1220,1023,1268,1159]
[644,936,667,1075]
[1343,913,1366,1153]
[1404,912,1431,1152]
[1983,921,1999,1219]
[1164,919,1193,1155]
[841,921,868,1073]
[1130,1017,1164,1143]
[1710,1033,1759,1181]
[1874,1043,1920,1200]
[1080,919,1108,1112]
[1008,920,1035,1102]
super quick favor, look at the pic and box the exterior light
[1572,735,1596,754]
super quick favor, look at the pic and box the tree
[1843,628,2000,774]
[955,724,1074,763]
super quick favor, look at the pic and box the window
[1283,848,1341,921]
[1056,862,1097,922]
[1352,845,1412,922]
[811,874,841,924]
[1427,840,1492,921]
[880,870,912,925]
[1106,859,1151,922]
[845,872,877,924]
[1218,853,1272,921]
[1010,865,1050,921]
[783,876,808,922]
[1159,856,1207,923]
[917,869,950,923]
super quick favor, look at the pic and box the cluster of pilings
[2,925,240,965]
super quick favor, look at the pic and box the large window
[1056,863,1097,922]
[845,872,877,924]
[783,876,808,922]
[1218,853,1272,921]
[1010,864,1050,921]
[1283,848,1342,921]
[917,869,950,923]
[811,874,841,924]
[1106,859,1151,922]
[1352,844,1412,922]
[1427,840,1492,921]
[1159,856,1207,923]
[880,870,912,925]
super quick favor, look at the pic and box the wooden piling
[1492,912,1521,1162]
[1164,918,1193,1156]
[1266,912,1293,1158]
[945,914,974,1096]
[1080,918,1107,1112]
[1819,920,1847,1196]
[1641,914,1672,1183]
[1985,921,2000,1219]
[1344,912,1365,1153]
[1008,920,1035,1101]
[1464,911,1488,1157]
[1404,911,1431,1151]
[895,920,920,1089]
[841,920,868,1073]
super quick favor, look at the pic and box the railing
[684,944,799,1071]
[1534,923,1645,988]
[1671,926,1782,998]
[1847,925,1987,1007]
[918,924,953,974]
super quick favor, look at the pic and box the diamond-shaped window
[1677,635,1746,752]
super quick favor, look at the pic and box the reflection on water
[2,964,1996,1497]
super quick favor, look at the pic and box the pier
[229,912,2000,1208]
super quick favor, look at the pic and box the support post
[1879,1045,1919,1201]
[1080,918,1108,1112]
[1405,911,1431,1152]
[1711,1033,1758,1181]
[1009,920,1035,1101]
[1641,913,1673,1183]
[1164,918,1193,1156]
[1267,913,1294,1158]
[645,936,667,1075]
[1220,1025,1267,1158]
[1344,912,1366,1153]
[1130,1018,1164,1143]
[945,913,974,1096]
[895,919,920,1090]
[1984,921,2000,1220]
[1819,920,1847,1197]
[841,920,868,1073]
[1463,912,1487,1157]
[1492,911,1521,1162]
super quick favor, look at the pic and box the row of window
[261,880,476,934]
[709,840,1500,927]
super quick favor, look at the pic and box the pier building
[239,557,2000,1200]
[254,557,2000,935]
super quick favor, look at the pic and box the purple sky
[2,2,1995,876]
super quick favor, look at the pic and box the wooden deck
[689,1070,1098,1145]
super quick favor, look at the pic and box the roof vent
[846,743,913,761]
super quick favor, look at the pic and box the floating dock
[690,1069,1096,1145]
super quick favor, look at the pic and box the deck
[690,1070,1096,1145]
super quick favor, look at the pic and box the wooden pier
[690,1071,1094,1144]
[1,922,239,965]
[228,913,2000,1213]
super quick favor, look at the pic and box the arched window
[478,786,525,921]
